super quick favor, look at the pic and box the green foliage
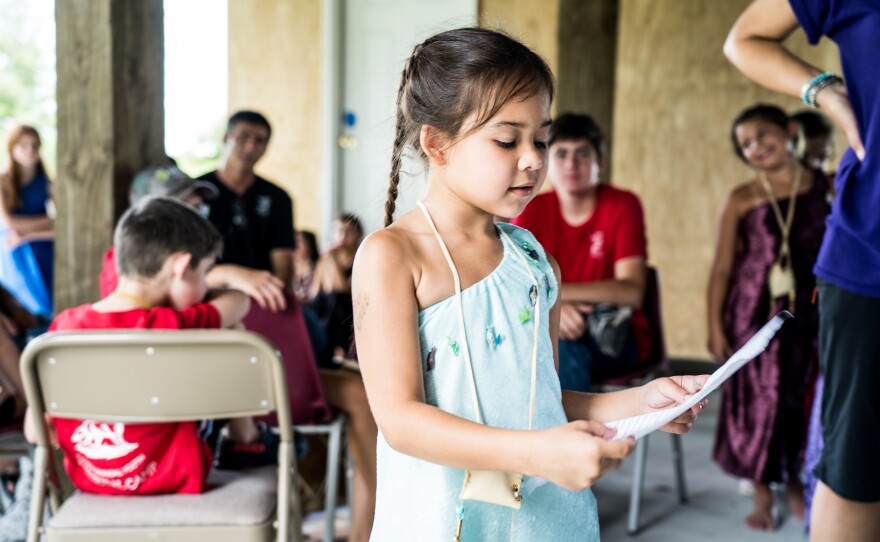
[170,118,226,177]
[0,0,57,173]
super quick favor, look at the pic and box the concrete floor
[304,388,808,541]
[594,389,805,542]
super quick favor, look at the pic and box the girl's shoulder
[725,179,763,216]
[353,222,423,285]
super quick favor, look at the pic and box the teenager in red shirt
[24,197,264,495]
[512,113,651,392]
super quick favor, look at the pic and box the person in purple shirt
[725,1,880,540]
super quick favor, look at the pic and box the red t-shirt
[49,303,221,495]
[512,186,652,360]
[99,247,118,297]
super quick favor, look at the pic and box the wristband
[800,72,843,109]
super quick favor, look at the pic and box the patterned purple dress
[713,172,829,483]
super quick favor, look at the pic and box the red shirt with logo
[512,185,652,360]
[49,303,220,495]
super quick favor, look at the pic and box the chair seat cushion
[48,466,277,529]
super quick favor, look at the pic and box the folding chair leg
[627,435,650,536]
[322,417,344,542]
[26,446,48,542]
[671,433,688,503]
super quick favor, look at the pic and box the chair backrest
[20,329,296,542]
[244,292,333,425]
[642,266,668,370]
[593,266,668,388]
[21,329,293,430]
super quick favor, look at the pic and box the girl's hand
[638,376,710,434]
[708,326,732,362]
[531,421,635,491]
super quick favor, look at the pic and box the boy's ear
[169,252,194,279]
[420,125,449,166]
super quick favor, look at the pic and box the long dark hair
[384,27,555,226]
[3,125,48,212]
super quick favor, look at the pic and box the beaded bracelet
[801,72,843,109]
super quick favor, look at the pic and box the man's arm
[560,256,647,308]
[270,248,295,291]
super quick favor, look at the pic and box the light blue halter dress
[370,207,599,542]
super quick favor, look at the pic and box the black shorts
[814,279,880,502]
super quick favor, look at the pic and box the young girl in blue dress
[352,27,707,541]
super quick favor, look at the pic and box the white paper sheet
[605,311,793,441]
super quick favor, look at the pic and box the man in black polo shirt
[199,111,296,288]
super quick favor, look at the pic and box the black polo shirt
[198,171,296,272]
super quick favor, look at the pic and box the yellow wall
[613,0,841,358]
[228,0,843,359]
[228,0,322,233]
[479,0,560,92]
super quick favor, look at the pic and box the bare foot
[786,480,805,520]
[745,483,777,532]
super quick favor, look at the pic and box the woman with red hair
[0,124,54,314]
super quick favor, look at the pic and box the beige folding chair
[20,329,302,542]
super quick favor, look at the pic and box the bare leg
[320,369,377,542]
[786,478,805,520]
[0,332,24,418]
[811,482,880,541]
[227,418,260,443]
[745,482,776,531]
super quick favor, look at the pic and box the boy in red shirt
[25,196,264,495]
[512,113,652,392]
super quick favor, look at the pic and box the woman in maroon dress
[707,104,828,531]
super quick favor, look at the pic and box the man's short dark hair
[114,196,223,279]
[227,110,272,139]
[548,113,607,161]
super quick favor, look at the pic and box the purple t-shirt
[789,0,880,298]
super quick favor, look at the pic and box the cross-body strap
[416,201,540,430]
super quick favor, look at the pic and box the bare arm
[207,264,286,312]
[353,231,634,490]
[725,0,863,158]
[0,189,53,236]
[562,375,708,434]
[269,248,295,290]
[559,256,647,307]
[547,254,561,372]
[707,193,740,361]
[310,249,350,295]
[205,288,251,328]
